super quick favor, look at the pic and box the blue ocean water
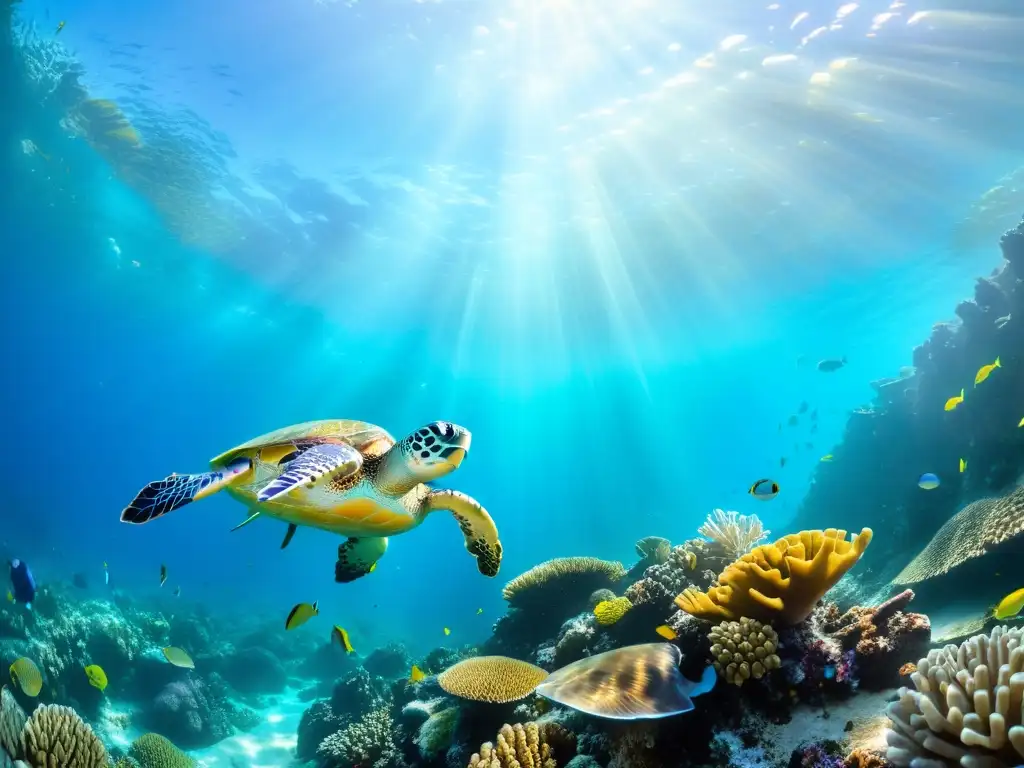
[2,0,1023,662]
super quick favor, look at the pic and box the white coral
[886,624,1024,767]
[698,509,769,561]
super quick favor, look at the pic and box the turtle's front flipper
[426,489,502,577]
[281,524,298,549]
[121,458,251,524]
[257,442,362,503]
[335,537,388,583]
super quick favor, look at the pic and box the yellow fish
[683,551,697,571]
[55,20,65,34]
[944,389,965,411]
[5,590,12,603]
[1018,416,1024,428]
[285,601,319,631]
[10,657,42,697]
[820,454,834,462]
[331,625,354,653]
[960,458,967,473]
[409,665,426,683]
[162,647,194,669]
[994,587,1024,620]
[654,625,677,640]
[84,664,107,692]
[476,608,483,614]
[975,357,1001,386]
[443,627,451,636]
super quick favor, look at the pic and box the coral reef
[468,722,561,768]
[142,676,231,748]
[886,624,1024,766]
[20,704,107,768]
[364,643,413,679]
[128,733,197,768]
[317,707,400,768]
[708,618,781,686]
[677,528,874,625]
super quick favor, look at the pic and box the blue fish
[823,665,836,680]
[9,559,37,609]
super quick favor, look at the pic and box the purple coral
[145,676,231,748]
[797,743,844,768]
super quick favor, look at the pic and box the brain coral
[502,558,626,608]
[438,657,549,703]
[129,733,197,768]
[893,487,1024,584]
[593,597,632,626]
[675,528,873,626]
[886,624,1024,766]
[20,704,108,768]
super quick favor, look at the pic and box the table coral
[676,528,874,626]
[438,656,549,703]
[886,624,1024,766]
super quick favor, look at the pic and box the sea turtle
[120,419,502,582]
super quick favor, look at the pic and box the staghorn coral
[893,487,1024,584]
[502,558,626,608]
[468,722,557,768]
[708,617,781,686]
[438,657,549,703]
[20,704,107,768]
[886,624,1024,766]
[699,509,769,561]
[593,597,632,627]
[128,733,196,768]
[676,528,874,626]
[1,687,26,762]
[317,707,399,768]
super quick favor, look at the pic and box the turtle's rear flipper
[335,537,388,583]
[121,459,251,524]
[257,442,363,503]
[281,524,298,549]
[426,489,502,577]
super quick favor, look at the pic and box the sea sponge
[20,704,108,768]
[708,617,781,686]
[128,733,195,768]
[593,597,633,626]
[676,528,873,625]
[468,722,557,768]
[438,657,549,703]
[698,509,769,561]
[893,487,1024,584]
[885,624,1024,766]
[1,687,26,761]
[502,558,626,608]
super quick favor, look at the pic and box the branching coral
[708,617,781,686]
[894,486,1024,584]
[676,528,874,625]
[128,733,196,768]
[20,704,108,768]
[502,558,626,608]
[886,624,1024,766]
[438,657,549,703]
[699,509,769,561]
[0,687,26,761]
[468,722,558,768]
[317,707,399,768]
[593,597,632,626]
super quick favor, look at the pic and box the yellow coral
[438,657,550,704]
[129,733,197,768]
[468,722,557,768]
[893,486,1024,584]
[675,528,873,625]
[593,597,633,626]
[502,557,626,607]
[708,617,781,686]
[20,704,108,768]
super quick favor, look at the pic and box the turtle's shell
[210,419,395,468]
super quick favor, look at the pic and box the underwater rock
[363,642,411,679]
[330,667,390,721]
[298,641,358,683]
[142,676,232,749]
[215,645,287,695]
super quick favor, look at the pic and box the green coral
[128,734,196,768]
[413,706,459,758]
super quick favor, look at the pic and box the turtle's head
[402,421,472,482]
